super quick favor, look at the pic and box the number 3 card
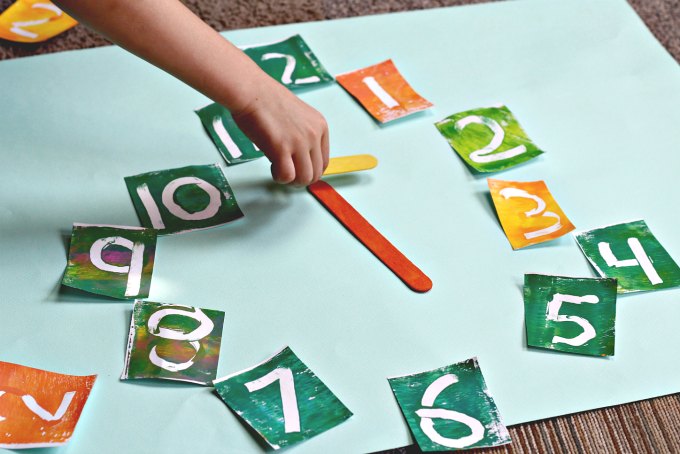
[336,59,433,123]
[213,346,352,450]
[436,105,544,173]
[488,179,575,249]
[388,357,511,451]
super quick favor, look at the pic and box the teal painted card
[125,164,243,235]
[213,346,352,450]
[388,358,510,451]
[195,103,264,165]
[121,300,225,385]
[574,220,680,294]
[435,105,544,173]
[242,34,333,90]
[61,223,156,300]
[524,274,617,357]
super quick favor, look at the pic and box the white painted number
[211,116,261,159]
[245,368,301,433]
[10,3,63,39]
[0,390,75,422]
[136,176,227,230]
[499,188,562,239]
[89,236,145,297]
[598,239,663,285]
[455,115,527,163]
[546,293,598,346]
[261,53,320,85]
[147,307,215,372]
[414,374,485,449]
[362,76,399,108]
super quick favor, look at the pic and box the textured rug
[2,1,679,453]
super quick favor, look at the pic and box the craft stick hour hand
[52,0,329,186]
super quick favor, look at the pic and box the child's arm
[53,0,329,186]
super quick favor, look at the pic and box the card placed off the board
[388,357,510,451]
[0,0,77,43]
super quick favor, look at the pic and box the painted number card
[195,103,264,165]
[524,274,617,357]
[488,179,575,249]
[435,105,544,173]
[336,59,433,123]
[121,301,225,385]
[0,0,77,43]
[388,358,510,451]
[574,220,680,293]
[62,223,156,299]
[0,361,96,449]
[242,34,333,90]
[125,164,243,235]
[213,346,352,450]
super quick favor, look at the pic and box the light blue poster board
[1,0,680,452]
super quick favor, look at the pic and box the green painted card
[121,300,225,385]
[61,223,156,300]
[196,103,264,165]
[524,274,617,357]
[435,105,544,173]
[388,358,510,451]
[242,34,333,90]
[125,164,243,235]
[574,220,680,293]
[213,346,352,450]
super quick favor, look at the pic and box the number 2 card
[436,105,544,173]
[336,59,433,123]
[213,346,352,450]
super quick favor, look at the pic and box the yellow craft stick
[323,154,378,176]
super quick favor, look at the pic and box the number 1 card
[336,59,433,123]
[213,346,352,450]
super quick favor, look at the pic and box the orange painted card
[0,0,77,43]
[0,361,96,449]
[488,179,575,250]
[335,59,432,123]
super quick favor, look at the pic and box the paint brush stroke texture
[336,59,433,123]
[241,34,333,90]
[121,300,225,385]
[574,220,680,293]
[435,105,544,173]
[388,357,510,451]
[0,361,96,449]
[524,274,617,357]
[0,0,76,43]
[488,179,575,249]
[125,164,243,235]
[61,223,157,300]
[213,346,352,450]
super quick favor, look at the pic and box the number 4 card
[574,220,680,293]
[242,34,333,90]
[213,346,352,450]
[436,105,544,173]
[388,357,511,451]
[488,179,575,249]
[0,361,96,449]
[336,59,433,123]
[125,164,243,235]
[524,274,617,357]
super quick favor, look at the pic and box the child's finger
[310,144,324,184]
[271,153,296,184]
[292,150,313,186]
[321,125,330,170]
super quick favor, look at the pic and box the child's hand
[232,76,330,186]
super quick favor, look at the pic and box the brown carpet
[2,1,680,453]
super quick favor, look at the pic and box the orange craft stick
[308,180,432,293]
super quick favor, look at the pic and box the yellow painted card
[0,0,77,43]
[488,179,575,250]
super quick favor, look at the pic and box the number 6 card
[213,347,352,450]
